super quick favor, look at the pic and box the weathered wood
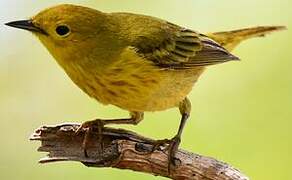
[30,123,249,180]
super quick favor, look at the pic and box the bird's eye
[55,25,70,37]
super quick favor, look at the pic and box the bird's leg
[152,98,191,171]
[76,111,144,157]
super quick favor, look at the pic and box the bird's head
[5,4,120,67]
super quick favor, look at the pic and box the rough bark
[30,123,249,180]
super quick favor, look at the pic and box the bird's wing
[133,24,239,69]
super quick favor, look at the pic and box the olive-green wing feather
[134,24,239,69]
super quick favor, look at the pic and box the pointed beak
[5,20,47,35]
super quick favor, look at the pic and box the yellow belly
[62,47,205,112]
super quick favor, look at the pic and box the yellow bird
[5,4,284,164]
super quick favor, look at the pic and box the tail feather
[207,26,286,51]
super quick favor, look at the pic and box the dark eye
[55,25,70,36]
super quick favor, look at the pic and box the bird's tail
[207,26,286,51]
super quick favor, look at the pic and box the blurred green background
[0,0,291,179]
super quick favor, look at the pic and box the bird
[5,4,285,168]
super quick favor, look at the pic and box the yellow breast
[62,47,204,112]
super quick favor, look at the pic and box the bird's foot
[152,136,181,174]
[168,135,181,165]
[151,138,172,151]
[75,119,104,158]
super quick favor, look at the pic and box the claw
[151,139,171,152]
[75,119,104,134]
[152,136,181,174]
[75,119,105,158]
[168,136,181,165]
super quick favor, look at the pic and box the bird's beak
[5,20,47,35]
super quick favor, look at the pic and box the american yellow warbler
[5,4,285,166]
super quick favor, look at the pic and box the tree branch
[30,123,249,180]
